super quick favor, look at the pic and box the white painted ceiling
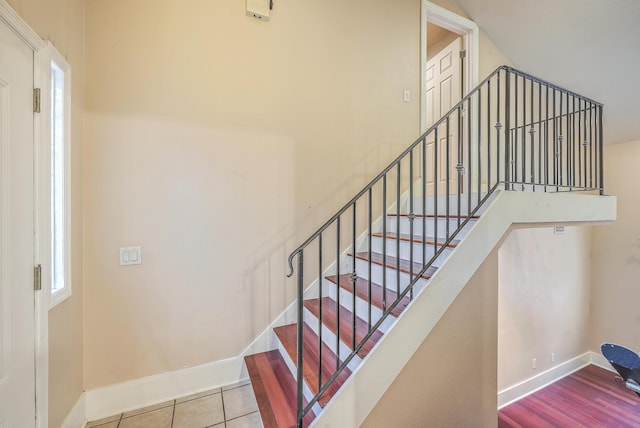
[455,0,640,144]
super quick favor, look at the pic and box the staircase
[243,66,606,427]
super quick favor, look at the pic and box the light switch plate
[120,246,142,265]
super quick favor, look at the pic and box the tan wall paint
[83,0,423,390]
[4,0,84,426]
[362,250,498,428]
[498,227,592,391]
[82,0,513,390]
[591,141,639,350]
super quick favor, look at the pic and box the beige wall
[498,227,592,391]
[4,0,85,426]
[591,141,640,350]
[83,0,423,389]
[82,0,513,391]
[362,250,498,428]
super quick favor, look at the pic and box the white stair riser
[275,339,323,415]
[354,257,429,294]
[370,236,454,261]
[387,216,475,238]
[303,308,363,373]
[410,194,483,215]
[322,280,395,333]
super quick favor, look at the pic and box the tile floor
[86,381,263,428]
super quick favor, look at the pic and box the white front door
[0,17,36,428]
[425,37,461,195]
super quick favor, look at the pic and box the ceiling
[455,0,640,144]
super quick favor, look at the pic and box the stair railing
[286,65,603,426]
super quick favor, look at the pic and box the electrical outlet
[532,358,537,369]
[554,225,565,235]
[551,352,555,363]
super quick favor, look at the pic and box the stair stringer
[311,190,616,427]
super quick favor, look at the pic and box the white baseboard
[589,350,615,372]
[497,351,616,409]
[60,392,86,428]
[84,356,245,422]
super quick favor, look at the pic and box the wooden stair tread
[274,323,351,407]
[325,274,409,317]
[244,351,315,428]
[387,213,479,219]
[351,252,438,279]
[371,232,460,247]
[304,297,383,358]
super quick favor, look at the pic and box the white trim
[46,42,72,309]
[33,45,49,428]
[589,350,616,372]
[497,351,616,409]
[60,393,86,428]
[0,1,45,51]
[420,1,479,134]
[85,357,245,422]
[0,3,47,427]
[497,352,591,409]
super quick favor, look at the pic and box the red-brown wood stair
[243,212,477,427]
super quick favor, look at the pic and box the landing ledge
[311,190,616,427]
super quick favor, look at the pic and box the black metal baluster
[538,83,542,188]
[478,89,482,205]
[553,88,557,189]
[545,85,549,191]
[446,116,451,240]
[520,76,527,190]
[570,95,575,188]
[578,98,583,188]
[296,251,304,427]
[335,217,340,371]
[496,71,501,185]
[559,91,564,189]
[409,150,414,301]
[351,202,356,351]
[530,78,535,189]
[467,97,472,217]
[396,163,401,299]
[367,189,372,330]
[422,137,427,267]
[598,104,604,194]
[487,79,492,190]
[382,175,387,313]
[433,127,439,260]
[457,105,462,228]
[317,235,323,396]
[589,103,595,188]
[505,70,511,188]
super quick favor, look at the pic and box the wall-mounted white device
[247,0,271,21]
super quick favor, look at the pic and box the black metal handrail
[286,65,604,426]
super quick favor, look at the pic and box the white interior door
[0,18,36,428]
[425,37,461,195]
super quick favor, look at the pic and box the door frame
[0,2,47,427]
[420,0,479,134]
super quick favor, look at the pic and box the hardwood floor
[499,365,640,427]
